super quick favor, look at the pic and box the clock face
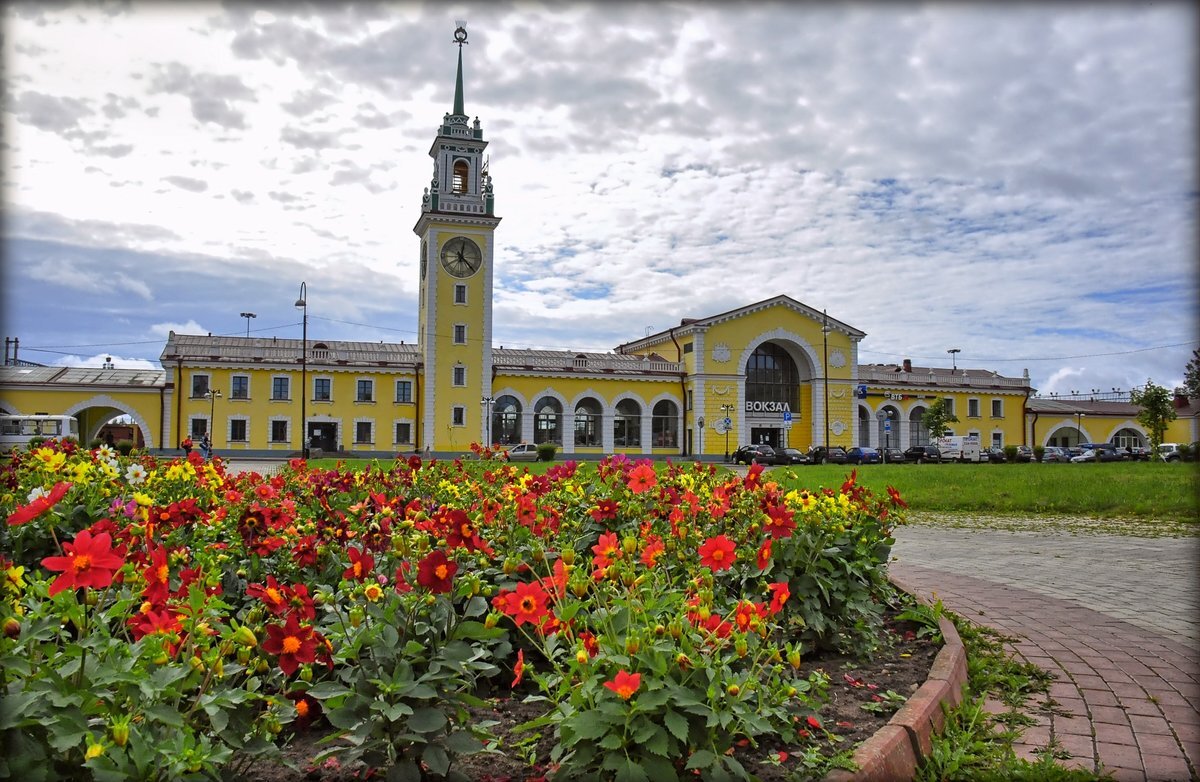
[439,237,482,278]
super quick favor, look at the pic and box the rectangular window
[231,375,249,399]
[968,399,980,418]
[272,377,290,400]
[454,284,467,304]
[395,422,412,444]
[992,432,1003,448]
[683,342,694,354]
[191,375,210,398]
[190,418,207,438]
[943,397,954,416]
[395,380,412,403]
[229,419,247,442]
[452,406,465,426]
[991,399,1003,418]
[356,379,374,402]
[452,366,466,386]
[270,420,288,442]
[453,324,467,344]
[355,421,372,444]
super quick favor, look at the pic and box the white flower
[96,444,116,460]
[125,463,148,485]
[27,486,49,503]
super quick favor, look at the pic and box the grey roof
[859,363,1031,391]
[160,333,421,368]
[1026,398,1144,416]
[494,347,681,374]
[0,365,166,386]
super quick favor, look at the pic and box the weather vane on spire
[453,21,468,47]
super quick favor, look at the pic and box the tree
[1131,379,1177,458]
[1184,349,1200,398]
[922,397,959,442]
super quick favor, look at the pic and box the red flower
[806,715,822,730]
[732,600,763,632]
[247,576,291,616]
[841,471,858,494]
[343,547,374,582]
[640,535,665,568]
[416,550,457,594]
[511,648,525,688]
[262,615,318,677]
[626,463,657,494]
[287,689,323,729]
[499,581,552,627]
[41,529,125,596]
[886,485,908,509]
[141,545,171,605]
[767,581,791,615]
[698,534,737,572]
[756,538,773,570]
[762,504,796,539]
[589,498,619,523]
[7,482,72,526]
[603,670,641,700]
[127,606,183,649]
[591,531,621,569]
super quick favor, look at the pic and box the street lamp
[720,403,736,462]
[480,396,495,446]
[947,348,961,371]
[240,312,256,337]
[204,389,221,445]
[822,310,832,451]
[1075,411,1085,446]
[875,409,886,459]
[295,282,308,459]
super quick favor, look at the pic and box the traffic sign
[783,411,792,423]
[723,417,732,427]
[884,421,891,431]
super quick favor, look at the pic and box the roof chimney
[902,358,912,372]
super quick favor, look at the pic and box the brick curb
[824,576,968,781]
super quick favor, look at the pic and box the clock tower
[414,23,501,453]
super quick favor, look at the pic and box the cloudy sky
[3,1,1196,398]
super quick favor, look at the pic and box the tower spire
[452,22,468,117]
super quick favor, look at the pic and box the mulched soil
[242,613,939,782]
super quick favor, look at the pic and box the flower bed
[1,441,909,781]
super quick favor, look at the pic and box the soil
[241,613,939,782]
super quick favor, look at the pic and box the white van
[936,434,982,463]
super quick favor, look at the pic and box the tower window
[452,160,469,193]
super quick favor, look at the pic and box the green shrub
[1003,445,1018,462]
[1032,445,1045,461]
[536,442,557,461]
[87,438,103,449]
[115,439,135,456]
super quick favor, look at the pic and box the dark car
[982,447,1007,463]
[845,446,881,465]
[1013,445,1033,463]
[903,445,942,464]
[805,445,848,464]
[733,443,777,465]
[881,448,906,464]
[776,447,811,465]
[1041,446,1071,463]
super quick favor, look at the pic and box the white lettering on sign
[745,401,792,413]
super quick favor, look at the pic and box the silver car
[504,443,539,461]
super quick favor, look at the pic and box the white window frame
[268,416,290,443]
[191,373,211,399]
[228,416,250,442]
[313,376,333,402]
[453,323,467,345]
[454,284,467,304]
[271,375,291,401]
[393,420,413,445]
[230,374,250,400]
[991,398,1003,418]
[395,379,413,403]
[967,398,981,418]
[356,377,375,403]
[451,406,466,426]
[353,418,374,444]
[452,365,466,387]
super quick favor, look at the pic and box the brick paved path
[891,526,1199,781]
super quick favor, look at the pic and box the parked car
[1041,446,1071,463]
[903,445,942,463]
[881,448,906,464]
[1071,448,1098,463]
[1013,445,1033,463]
[805,445,848,464]
[733,443,777,465]
[1157,443,1182,462]
[776,447,811,465]
[503,443,539,461]
[1127,446,1151,461]
[1070,447,1124,463]
[982,447,1007,463]
[845,446,881,465]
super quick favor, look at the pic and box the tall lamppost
[295,282,308,459]
[947,348,961,371]
[240,312,256,337]
[822,310,832,451]
[1075,411,1085,446]
[205,389,221,448]
[480,396,495,445]
[720,403,736,462]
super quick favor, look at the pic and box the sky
[3,1,1197,398]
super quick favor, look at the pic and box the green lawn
[305,456,1198,522]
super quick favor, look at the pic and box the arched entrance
[743,341,813,449]
[64,396,155,450]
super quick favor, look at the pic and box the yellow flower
[4,565,26,595]
[34,448,66,471]
[133,491,153,506]
[85,740,106,759]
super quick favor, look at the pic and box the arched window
[858,407,871,447]
[746,343,800,410]
[614,399,641,448]
[492,395,521,445]
[910,407,927,446]
[651,400,679,448]
[534,397,562,445]
[574,398,602,447]
[452,160,469,194]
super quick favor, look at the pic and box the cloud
[53,353,159,370]
[149,320,206,338]
[147,62,256,129]
[162,175,208,193]
[11,90,93,134]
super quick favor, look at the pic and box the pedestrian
[200,434,211,460]
[181,436,193,456]
[104,431,115,448]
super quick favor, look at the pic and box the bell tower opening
[452,160,469,193]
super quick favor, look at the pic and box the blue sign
[783,411,793,423]
[856,384,868,398]
[884,421,891,432]
[723,417,732,427]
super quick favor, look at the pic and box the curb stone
[823,578,968,781]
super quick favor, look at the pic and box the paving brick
[1091,704,1134,726]
[1140,753,1191,780]
[1134,732,1183,756]
[846,725,918,782]
[1056,732,1096,761]
[1097,742,1145,770]
[1128,714,1173,735]
[1054,714,1096,737]
[1093,721,1137,746]
[1081,688,1122,708]
[1102,765,1148,782]
[1121,697,1164,717]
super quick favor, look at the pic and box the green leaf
[0,691,41,730]
[664,709,689,743]
[566,711,616,740]
[464,595,488,618]
[326,705,364,730]
[306,681,352,700]
[642,725,670,757]
[599,733,624,750]
[685,749,716,770]
[614,757,650,782]
[444,729,485,755]
[145,703,184,729]
[407,706,447,734]
[205,704,229,733]
[423,743,450,777]
[385,759,421,782]
[640,754,678,782]
[46,708,88,752]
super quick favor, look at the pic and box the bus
[0,414,81,452]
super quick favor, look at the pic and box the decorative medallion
[712,419,729,434]
[831,420,846,436]
[712,384,731,396]
[712,343,732,363]
[830,387,846,398]
[829,349,847,368]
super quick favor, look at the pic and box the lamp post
[240,312,256,337]
[720,403,735,462]
[480,396,495,446]
[822,310,832,451]
[947,348,961,371]
[295,282,308,459]
[1075,411,1085,446]
[875,409,886,459]
[205,389,221,448]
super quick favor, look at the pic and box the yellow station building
[3,28,1195,459]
